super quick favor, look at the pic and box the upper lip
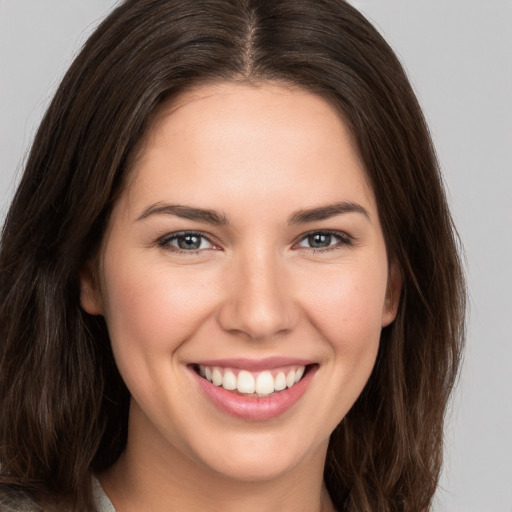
[190,356,315,372]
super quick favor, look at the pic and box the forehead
[123,81,376,220]
[144,81,358,161]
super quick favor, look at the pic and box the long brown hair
[0,1,465,510]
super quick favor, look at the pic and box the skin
[81,81,401,512]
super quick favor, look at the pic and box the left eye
[161,232,214,251]
[296,231,348,250]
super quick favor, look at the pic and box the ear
[381,262,402,327]
[79,262,104,316]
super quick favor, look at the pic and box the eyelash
[295,230,352,253]
[157,231,218,254]
[157,230,352,255]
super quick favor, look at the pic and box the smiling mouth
[192,364,315,397]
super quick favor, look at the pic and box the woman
[0,1,465,511]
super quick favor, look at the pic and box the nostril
[215,270,299,339]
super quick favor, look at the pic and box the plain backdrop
[1,2,511,511]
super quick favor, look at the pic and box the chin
[188,427,329,484]
[204,451,304,483]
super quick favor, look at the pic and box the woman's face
[81,82,400,482]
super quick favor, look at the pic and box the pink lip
[192,356,314,371]
[189,363,318,421]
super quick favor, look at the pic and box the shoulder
[0,485,43,512]
[0,477,113,512]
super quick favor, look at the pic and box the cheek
[101,257,219,357]
[301,260,388,357]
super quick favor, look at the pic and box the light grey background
[1,1,511,511]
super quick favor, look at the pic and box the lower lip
[191,365,317,421]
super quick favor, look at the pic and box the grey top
[0,478,115,512]
[92,478,116,512]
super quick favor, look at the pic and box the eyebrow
[287,201,370,225]
[136,203,229,225]
[136,201,369,225]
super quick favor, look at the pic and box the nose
[216,249,299,341]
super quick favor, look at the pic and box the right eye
[158,231,217,253]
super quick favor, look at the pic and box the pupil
[178,235,201,250]
[309,233,331,248]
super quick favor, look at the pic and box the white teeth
[198,365,307,395]
[274,372,287,391]
[286,370,296,388]
[255,371,274,394]
[237,370,255,393]
[222,370,237,391]
[212,367,223,386]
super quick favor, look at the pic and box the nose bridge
[218,244,297,340]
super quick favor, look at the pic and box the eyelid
[156,229,353,254]
[157,230,219,253]
[293,229,353,251]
